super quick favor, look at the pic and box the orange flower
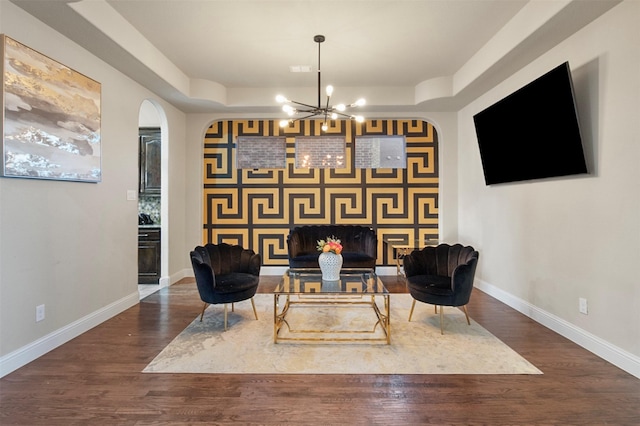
[317,236,343,254]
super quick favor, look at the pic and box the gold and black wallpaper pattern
[202,119,438,266]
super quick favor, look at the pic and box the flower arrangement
[316,236,343,255]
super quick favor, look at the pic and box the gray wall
[457,1,639,365]
[0,1,188,374]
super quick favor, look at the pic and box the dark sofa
[287,225,377,268]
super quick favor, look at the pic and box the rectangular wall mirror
[355,136,406,169]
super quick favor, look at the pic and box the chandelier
[276,35,366,132]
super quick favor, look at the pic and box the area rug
[143,294,542,375]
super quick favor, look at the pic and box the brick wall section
[355,138,380,168]
[237,136,286,169]
[295,137,346,168]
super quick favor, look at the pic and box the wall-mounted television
[473,62,588,185]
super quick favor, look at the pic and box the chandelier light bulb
[321,123,328,131]
[279,119,290,128]
[336,104,346,111]
[275,94,287,103]
[331,112,338,119]
[325,85,334,96]
[355,115,365,123]
[354,98,366,107]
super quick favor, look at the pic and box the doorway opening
[137,100,166,299]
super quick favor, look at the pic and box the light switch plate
[579,298,588,315]
[36,304,45,322]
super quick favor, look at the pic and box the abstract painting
[1,35,101,182]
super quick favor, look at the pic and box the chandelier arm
[288,112,323,124]
[287,100,319,110]
[332,111,360,120]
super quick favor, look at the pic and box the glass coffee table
[273,268,390,344]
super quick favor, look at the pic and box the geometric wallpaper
[201,118,438,266]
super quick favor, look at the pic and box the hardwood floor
[1,276,639,425]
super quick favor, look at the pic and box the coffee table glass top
[274,268,388,295]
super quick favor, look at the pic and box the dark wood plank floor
[1,276,639,425]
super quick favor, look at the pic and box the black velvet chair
[190,243,261,330]
[403,243,479,334]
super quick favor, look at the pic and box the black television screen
[473,62,588,185]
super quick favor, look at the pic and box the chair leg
[224,304,228,331]
[231,303,235,312]
[408,299,416,321]
[200,303,209,322]
[250,297,259,320]
[462,305,471,325]
[440,306,444,335]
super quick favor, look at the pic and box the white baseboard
[162,267,192,287]
[475,278,640,379]
[0,291,140,378]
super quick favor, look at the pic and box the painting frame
[1,34,102,183]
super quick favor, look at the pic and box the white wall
[457,1,639,372]
[0,1,188,375]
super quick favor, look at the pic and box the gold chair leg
[200,303,209,322]
[462,305,471,325]
[224,304,228,331]
[408,299,416,321]
[250,297,259,320]
[440,306,444,335]
[231,303,235,312]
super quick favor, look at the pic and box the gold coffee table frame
[273,268,390,344]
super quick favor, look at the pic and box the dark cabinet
[138,227,161,284]
[139,128,161,195]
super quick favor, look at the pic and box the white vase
[318,252,343,281]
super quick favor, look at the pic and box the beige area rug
[143,294,542,375]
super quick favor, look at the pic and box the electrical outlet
[579,298,588,315]
[36,304,45,322]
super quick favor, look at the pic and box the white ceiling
[10,0,621,114]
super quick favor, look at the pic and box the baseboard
[0,291,140,378]
[475,278,640,379]
[162,267,192,287]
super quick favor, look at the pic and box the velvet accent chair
[190,243,261,331]
[403,243,479,334]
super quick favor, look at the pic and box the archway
[138,99,167,299]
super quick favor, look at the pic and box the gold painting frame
[1,34,101,182]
